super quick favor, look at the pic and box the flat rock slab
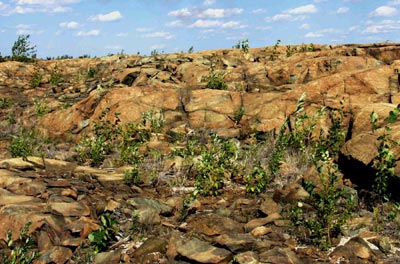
[127,197,172,215]
[49,201,91,217]
[185,213,242,236]
[0,188,42,204]
[244,212,282,232]
[176,237,231,263]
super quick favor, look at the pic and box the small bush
[1,222,39,264]
[202,64,228,90]
[11,35,37,62]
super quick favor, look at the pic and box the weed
[202,64,228,90]
[270,39,281,61]
[245,161,268,194]
[142,109,165,134]
[286,45,297,57]
[124,166,142,185]
[33,98,48,116]
[88,213,118,254]
[30,69,42,88]
[1,222,39,264]
[370,109,400,199]
[49,65,63,86]
[0,97,11,109]
[193,136,240,196]
[188,46,194,53]
[75,136,112,166]
[86,67,98,79]
[8,130,35,159]
[232,106,245,126]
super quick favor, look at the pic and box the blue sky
[0,0,398,57]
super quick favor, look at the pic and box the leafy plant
[86,67,98,79]
[30,68,42,88]
[245,161,268,194]
[232,106,245,126]
[1,222,39,264]
[193,136,240,196]
[202,64,228,90]
[270,39,281,61]
[11,35,37,62]
[124,166,142,185]
[88,213,118,254]
[188,46,194,53]
[33,98,48,116]
[286,45,297,57]
[0,97,11,109]
[370,110,399,199]
[8,130,35,159]
[49,65,63,86]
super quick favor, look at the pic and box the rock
[244,212,282,232]
[260,197,282,215]
[132,237,167,258]
[234,251,259,264]
[134,207,161,225]
[214,233,255,252]
[251,226,273,237]
[175,236,232,263]
[36,246,73,264]
[258,247,303,264]
[49,201,90,217]
[185,213,242,236]
[127,197,173,215]
[330,237,375,260]
[93,250,122,264]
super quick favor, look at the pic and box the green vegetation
[86,67,98,79]
[0,97,11,109]
[49,64,63,86]
[1,222,39,264]
[11,35,37,62]
[270,39,281,61]
[30,68,42,88]
[234,39,249,52]
[88,213,118,254]
[202,64,228,90]
[33,97,48,116]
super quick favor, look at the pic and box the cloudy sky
[0,0,398,57]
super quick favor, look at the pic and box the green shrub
[1,222,39,264]
[0,97,11,109]
[202,64,228,90]
[49,65,63,86]
[8,130,35,159]
[88,213,118,254]
[30,69,42,88]
[33,98,48,116]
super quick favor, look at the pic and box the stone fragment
[132,237,167,257]
[251,226,273,237]
[176,237,231,263]
[258,247,303,264]
[49,201,90,217]
[93,250,122,264]
[260,197,282,215]
[234,251,259,264]
[185,213,242,236]
[37,246,73,264]
[244,213,282,232]
[330,237,375,260]
[214,233,255,252]
[127,197,173,215]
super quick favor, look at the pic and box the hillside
[0,43,400,263]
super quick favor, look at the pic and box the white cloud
[221,21,245,28]
[166,20,184,27]
[251,8,267,14]
[388,0,400,5]
[77,29,100,36]
[11,5,35,14]
[198,8,243,18]
[168,8,191,17]
[116,32,128,37]
[59,21,80,29]
[300,23,310,30]
[168,7,242,19]
[89,11,122,22]
[52,6,71,13]
[305,32,323,38]
[363,20,400,33]
[15,24,43,34]
[266,13,307,22]
[337,7,349,14]
[287,4,317,14]
[142,31,174,39]
[189,19,221,28]
[203,0,215,6]
[370,6,397,17]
